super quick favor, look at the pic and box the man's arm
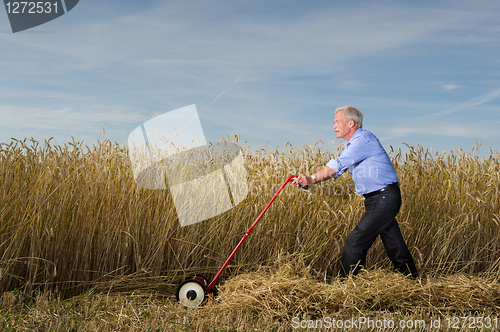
[292,166,337,188]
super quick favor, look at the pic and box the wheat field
[1,136,499,331]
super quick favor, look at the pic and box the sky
[1,0,500,156]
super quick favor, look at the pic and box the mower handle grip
[289,174,310,190]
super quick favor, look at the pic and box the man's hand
[292,174,314,188]
[292,166,336,189]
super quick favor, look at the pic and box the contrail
[208,73,243,107]
[380,87,500,141]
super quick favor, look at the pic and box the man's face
[333,110,353,140]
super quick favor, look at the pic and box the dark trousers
[339,183,418,278]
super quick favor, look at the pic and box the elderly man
[293,106,418,278]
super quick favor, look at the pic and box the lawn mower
[176,175,299,307]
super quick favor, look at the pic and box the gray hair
[335,105,363,129]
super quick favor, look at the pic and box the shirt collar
[346,128,363,147]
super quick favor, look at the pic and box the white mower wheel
[176,279,207,308]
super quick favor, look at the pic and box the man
[292,106,418,278]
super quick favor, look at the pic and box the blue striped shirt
[326,128,398,195]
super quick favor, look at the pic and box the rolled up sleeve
[326,158,344,179]
[326,158,341,173]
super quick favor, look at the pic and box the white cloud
[433,87,500,117]
[441,83,460,91]
[380,88,500,140]
[0,105,143,130]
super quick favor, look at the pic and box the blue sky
[1,0,500,155]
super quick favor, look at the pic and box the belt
[363,182,399,198]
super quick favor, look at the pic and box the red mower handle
[206,175,298,293]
